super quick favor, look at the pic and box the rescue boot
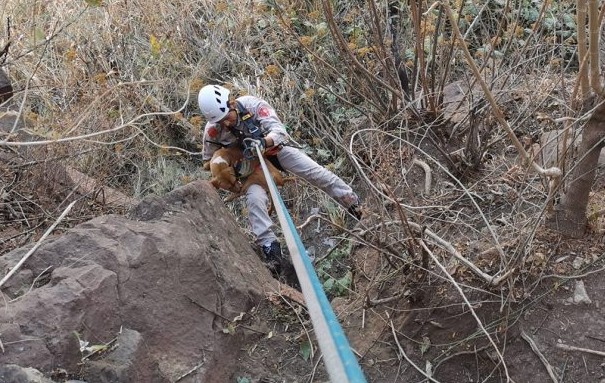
[262,240,284,275]
[262,241,300,290]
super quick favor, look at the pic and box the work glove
[243,137,266,159]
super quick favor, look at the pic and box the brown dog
[209,146,244,192]
[209,146,287,201]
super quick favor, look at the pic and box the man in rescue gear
[198,84,362,278]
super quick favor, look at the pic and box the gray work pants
[246,146,359,247]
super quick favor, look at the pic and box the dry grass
[0,0,599,379]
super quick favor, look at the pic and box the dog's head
[210,170,241,192]
[209,153,241,192]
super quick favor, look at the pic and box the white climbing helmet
[198,84,231,123]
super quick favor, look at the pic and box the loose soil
[223,226,605,383]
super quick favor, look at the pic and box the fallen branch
[267,280,306,307]
[521,331,559,383]
[356,219,513,286]
[0,200,76,289]
[416,223,514,286]
[556,342,605,357]
[175,361,205,382]
[296,213,322,231]
[432,345,491,375]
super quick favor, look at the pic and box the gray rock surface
[0,364,55,383]
[0,180,275,382]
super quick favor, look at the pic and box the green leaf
[316,148,331,161]
[562,14,576,29]
[420,335,431,355]
[84,0,103,6]
[222,323,236,334]
[334,271,352,295]
[33,27,46,42]
[299,340,312,361]
[542,17,557,32]
[521,7,540,23]
[323,278,334,292]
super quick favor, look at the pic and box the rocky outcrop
[0,180,276,382]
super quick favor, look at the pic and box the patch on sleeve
[208,126,219,138]
[257,106,273,118]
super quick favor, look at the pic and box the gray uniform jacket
[201,95,289,161]
[200,94,359,248]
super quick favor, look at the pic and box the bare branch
[521,331,559,383]
[440,1,561,179]
[0,200,76,289]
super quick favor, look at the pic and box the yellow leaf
[189,78,204,93]
[265,64,280,77]
[189,115,203,127]
[150,34,161,58]
[84,0,103,6]
[26,112,38,122]
[93,72,107,85]
[300,36,314,47]
[65,48,77,62]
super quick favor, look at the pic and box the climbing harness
[229,101,265,159]
[251,143,368,383]
[233,157,255,179]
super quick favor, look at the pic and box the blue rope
[254,144,367,383]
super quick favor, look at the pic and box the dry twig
[387,312,440,383]
[412,158,432,196]
[175,361,205,382]
[440,1,561,179]
[556,343,605,357]
[0,200,76,289]
[521,331,559,383]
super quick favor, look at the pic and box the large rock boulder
[0,180,276,382]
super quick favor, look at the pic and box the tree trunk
[546,99,605,237]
